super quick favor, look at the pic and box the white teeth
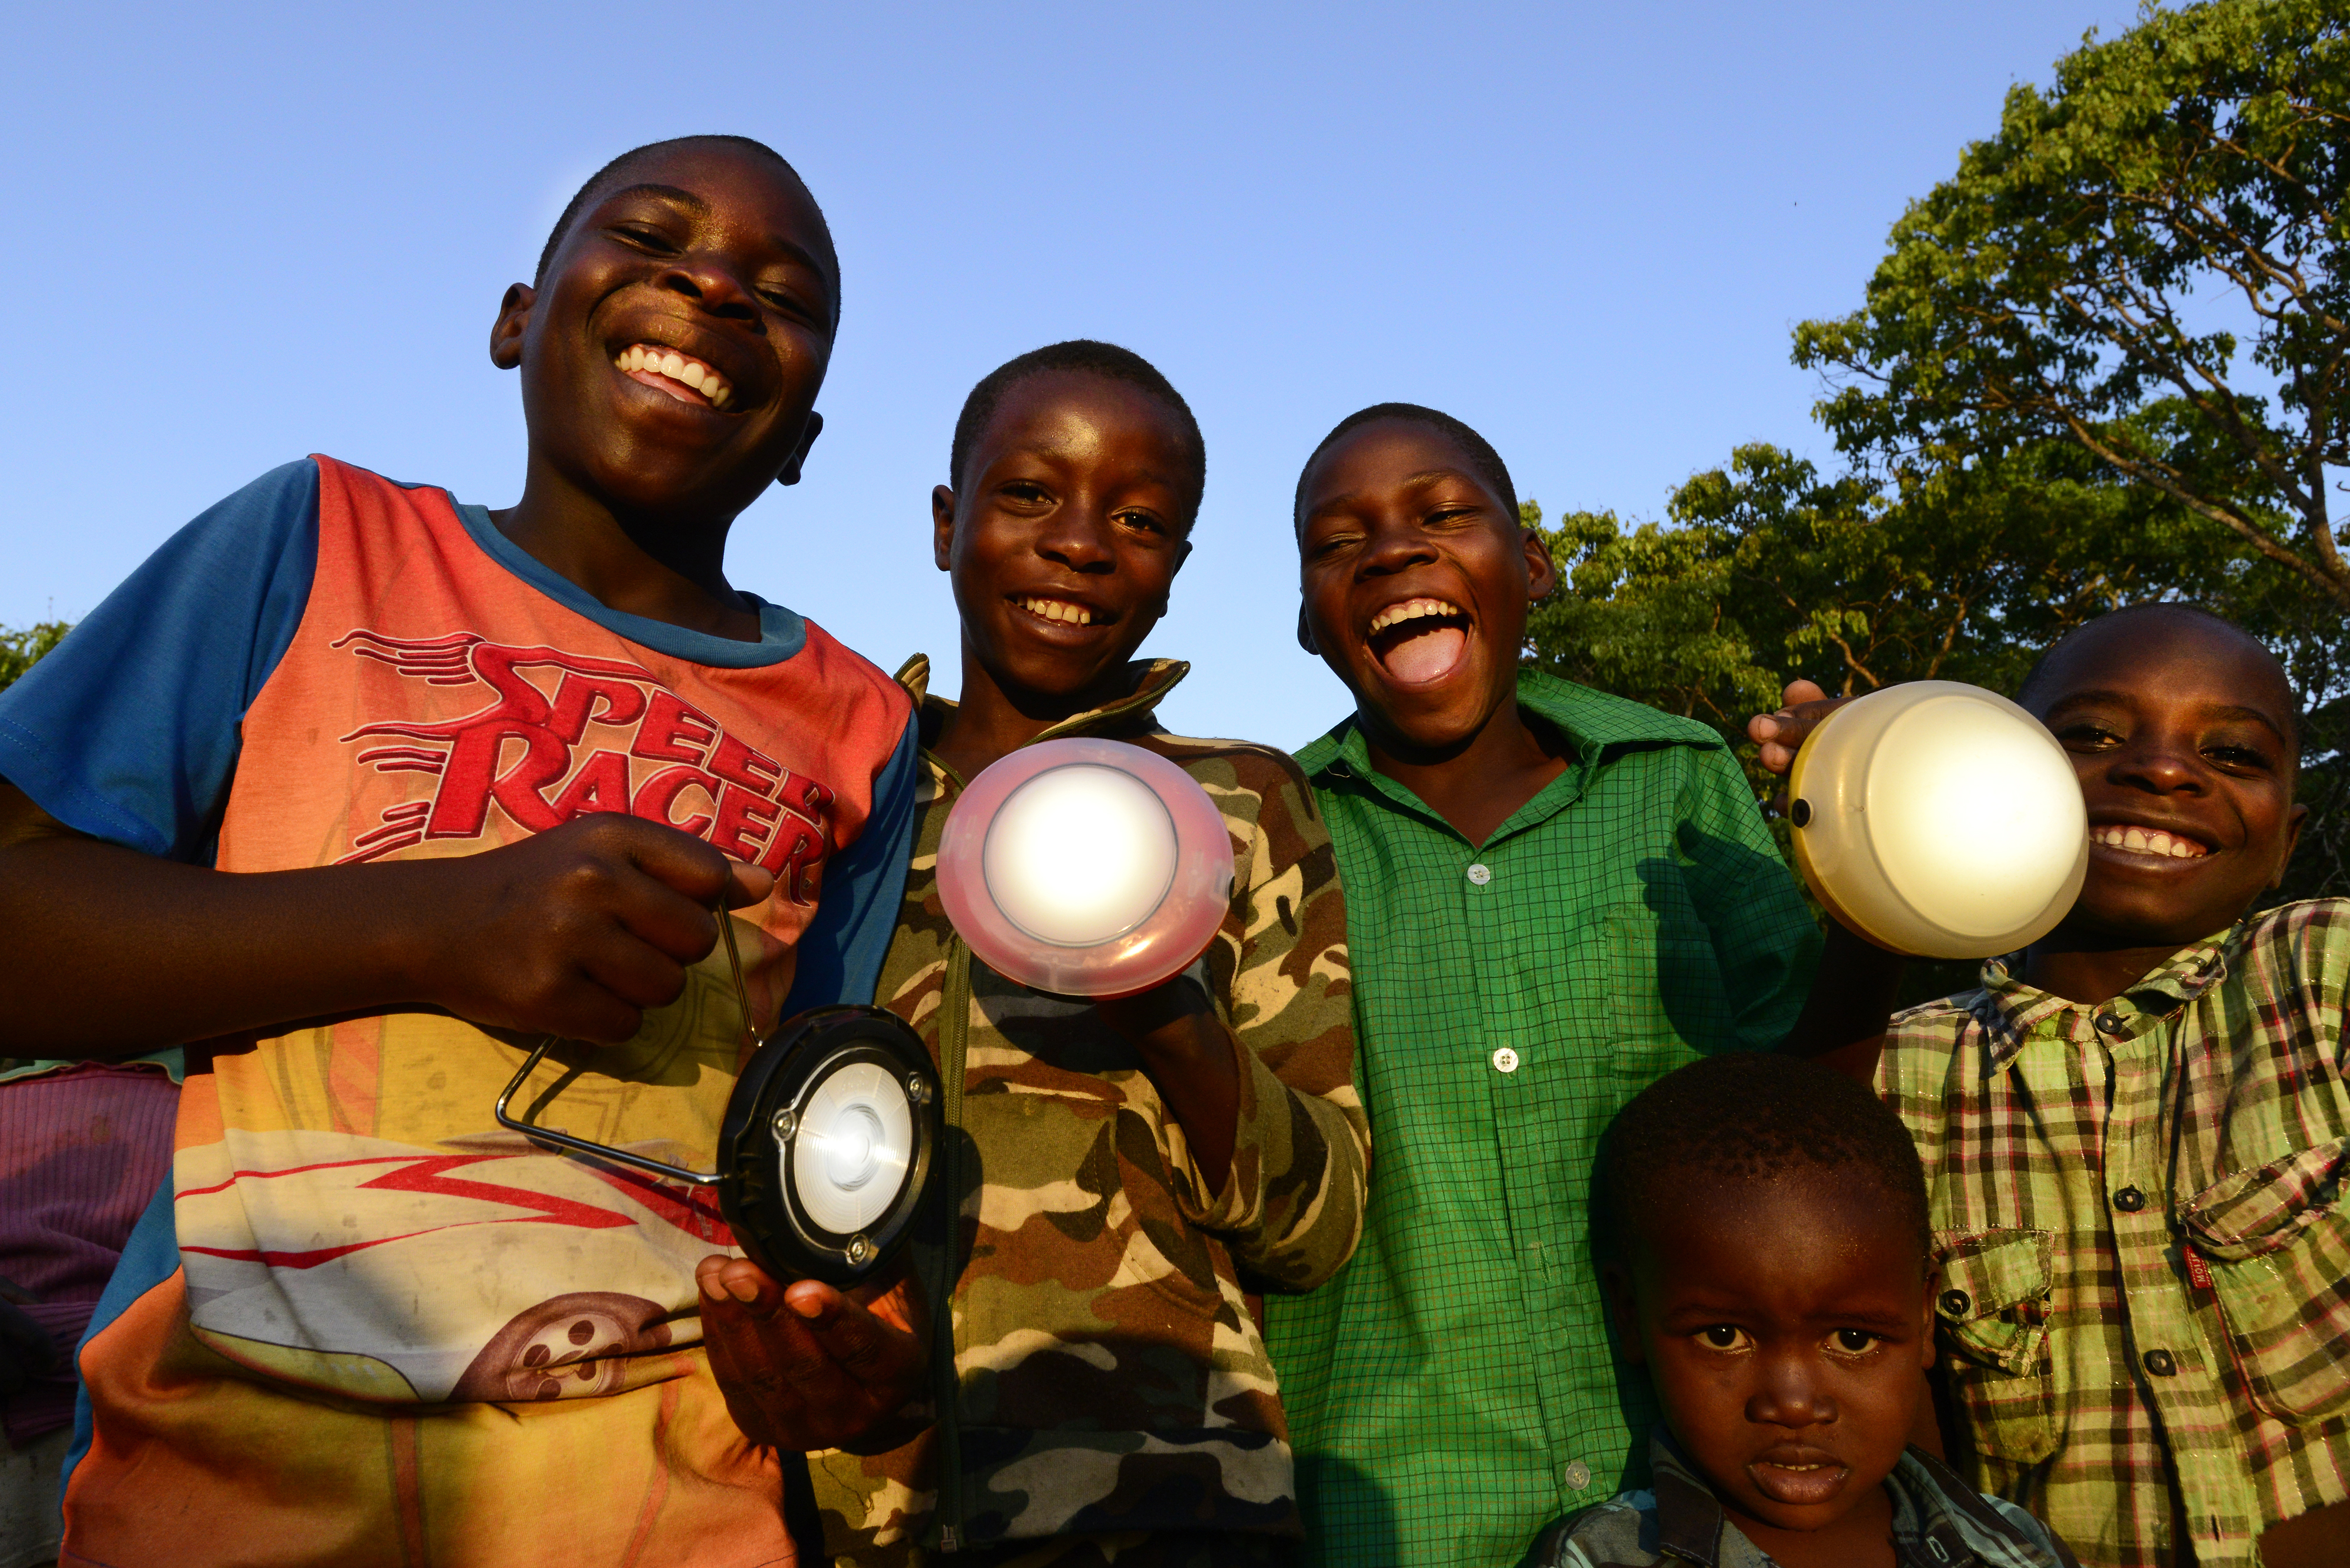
[2093,824,2208,859]
[611,343,730,407]
[1018,597,1093,626]
[1368,597,1462,635]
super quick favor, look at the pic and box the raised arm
[1144,754,1368,1292]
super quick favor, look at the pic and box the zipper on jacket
[931,935,972,1550]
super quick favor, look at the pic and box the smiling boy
[1876,605,2350,1568]
[807,341,1367,1567]
[1520,1054,2077,1568]
[0,136,925,1566]
[1263,404,1905,1568]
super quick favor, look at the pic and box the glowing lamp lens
[1788,681,2089,959]
[981,763,1180,946]
[789,1060,914,1235]
[1866,697,2085,941]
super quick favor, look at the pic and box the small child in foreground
[1520,1054,2078,1568]
[1874,605,2350,1568]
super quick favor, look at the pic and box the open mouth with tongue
[1366,597,1471,686]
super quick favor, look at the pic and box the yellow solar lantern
[1785,680,2088,959]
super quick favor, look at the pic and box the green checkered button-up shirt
[1262,670,1822,1568]
[1879,898,2350,1568]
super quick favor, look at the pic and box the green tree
[1793,0,2350,612]
[1525,430,2349,904]
[0,622,68,693]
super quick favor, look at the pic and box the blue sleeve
[0,462,320,864]
[780,709,920,1014]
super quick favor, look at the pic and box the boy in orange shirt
[0,136,922,1566]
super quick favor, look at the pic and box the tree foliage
[0,623,68,694]
[1524,428,2350,906]
[1794,0,2350,610]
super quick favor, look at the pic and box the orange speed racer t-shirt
[0,458,918,1567]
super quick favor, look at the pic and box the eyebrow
[997,446,1185,495]
[2044,689,2292,744]
[1302,467,1483,523]
[598,183,836,284]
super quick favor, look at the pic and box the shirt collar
[1643,1430,1733,1566]
[1886,1447,2013,1567]
[893,653,1189,785]
[1298,667,1722,841]
[1968,923,2237,1074]
[1648,1432,2000,1568]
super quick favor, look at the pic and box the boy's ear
[489,283,534,370]
[1597,1260,1646,1367]
[1295,604,1319,656]
[2269,802,2312,890]
[1521,525,1557,603]
[1919,1261,1940,1370]
[932,486,959,572]
[773,412,824,488]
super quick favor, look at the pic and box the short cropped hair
[1597,1053,1931,1264]
[2016,602,2300,750]
[1292,402,1518,534]
[948,340,1206,521]
[534,135,838,314]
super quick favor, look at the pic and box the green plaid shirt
[1879,898,2350,1568]
[1263,669,1822,1568]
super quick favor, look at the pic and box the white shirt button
[1492,1046,1520,1073]
[1563,1460,1592,1490]
[1466,862,1492,885]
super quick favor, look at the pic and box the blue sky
[2,1,2140,750]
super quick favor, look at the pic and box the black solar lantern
[495,914,937,1287]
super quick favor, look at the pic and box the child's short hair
[533,134,837,301]
[949,340,1206,515]
[1597,1053,1930,1264]
[1291,402,1518,532]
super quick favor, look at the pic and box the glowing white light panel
[981,763,1180,946]
[789,1060,915,1234]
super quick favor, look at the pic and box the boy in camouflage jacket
[809,342,1367,1567]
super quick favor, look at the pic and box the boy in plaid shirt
[1868,606,2350,1568]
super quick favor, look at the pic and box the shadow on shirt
[1294,1451,1402,1567]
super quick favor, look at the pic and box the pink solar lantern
[937,738,1236,998]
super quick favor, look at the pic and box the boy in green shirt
[1263,403,1901,1567]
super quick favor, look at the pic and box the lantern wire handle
[492,891,764,1186]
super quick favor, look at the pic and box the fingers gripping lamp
[494,912,938,1288]
[1785,680,2089,960]
[936,737,1236,997]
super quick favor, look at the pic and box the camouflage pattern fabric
[810,657,1366,1564]
[952,1530,1297,1566]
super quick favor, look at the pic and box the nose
[1744,1352,1835,1429]
[1357,516,1438,579]
[657,257,760,324]
[1035,502,1116,575]
[2107,726,2206,797]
